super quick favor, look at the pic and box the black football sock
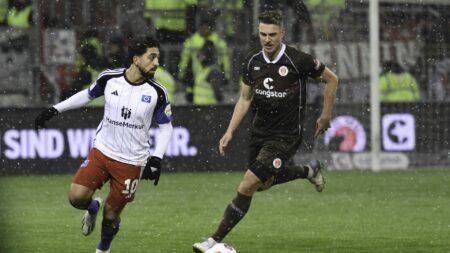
[97,220,120,251]
[212,192,252,242]
[272,165,311,186]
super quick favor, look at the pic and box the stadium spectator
[192,40,226,104]
[61,30,108,104]
[429,58,450,102]
[155,53,177,103]
[34,36,173,253]
[197,0,246,43]
[144,0,197,43]
[192,10,338,252]
[105,35,128,69]
[379,61,421,102]
[7,0,32,28]
[305,0,345,41]
[178,13,230,103]
[260,0,315,43]
[0,0,7,26]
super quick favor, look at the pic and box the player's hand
[35,107,58,130]
[219,132,233,156]
[315,116,331,138]
[142,156,162,186]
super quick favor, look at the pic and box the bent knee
[69,184,93,209]
[238,170,264,196]
[257,177,274,192]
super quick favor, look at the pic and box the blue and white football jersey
[88,68,172,166]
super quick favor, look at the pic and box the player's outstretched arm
[315,67,338,137]
[35,107,59,130]
[35,89,93,130]
[219,84,253,156]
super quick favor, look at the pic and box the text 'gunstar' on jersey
[255,77,288,98]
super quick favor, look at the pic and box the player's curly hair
[258,10,284,27]
[128,36,160,63]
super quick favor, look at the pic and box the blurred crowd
[1,0,450,105]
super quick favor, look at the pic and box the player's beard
[138,65,155,79]
[264,43,279,56]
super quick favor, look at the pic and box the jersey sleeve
[154,89,173,125]
[241,49,259,86]
[87,69,118,98]
[298,52,325,79]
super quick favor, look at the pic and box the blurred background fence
[0,0,449,172]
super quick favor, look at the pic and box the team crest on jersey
[164,104,172,117]
[273,158,282,169]
[121,107,131,119]
[141,95,152,103]
[278,66,288,77]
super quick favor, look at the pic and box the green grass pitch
[1,169,449,253]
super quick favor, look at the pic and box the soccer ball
[205,243,237,253]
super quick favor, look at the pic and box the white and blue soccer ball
[205,243,237,253]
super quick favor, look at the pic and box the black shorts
[248,134,302,182]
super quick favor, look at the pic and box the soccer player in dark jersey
[35,36,173,253]
[193,10,338,252]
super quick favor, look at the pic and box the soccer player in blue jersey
[35,36,173,253]
[193,10,339,252]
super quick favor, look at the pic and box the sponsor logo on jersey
[278,66,288,76]
[105,116,144,129]
[255,89,288,98]
[273,158,282,169]
[141,95,152,103]
[111,90,118,96]
[256,77,287,98]
[263,77,274,90]
[121,107,131,120]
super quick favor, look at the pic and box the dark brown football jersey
[242,44,325,136]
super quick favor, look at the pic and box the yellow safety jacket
[306,0,345,37]
[178,32,230,81]
[197,0,244,38]
[144,0,197,32]
[193,65,218,105]
[379,72,421,102]
[75,37,104,74]
[73,37,105,107]
[83,37,104,57]
[308,0,345,8]
[7,5,32,28]
[155,67,176,103]
[0,0,8,24]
